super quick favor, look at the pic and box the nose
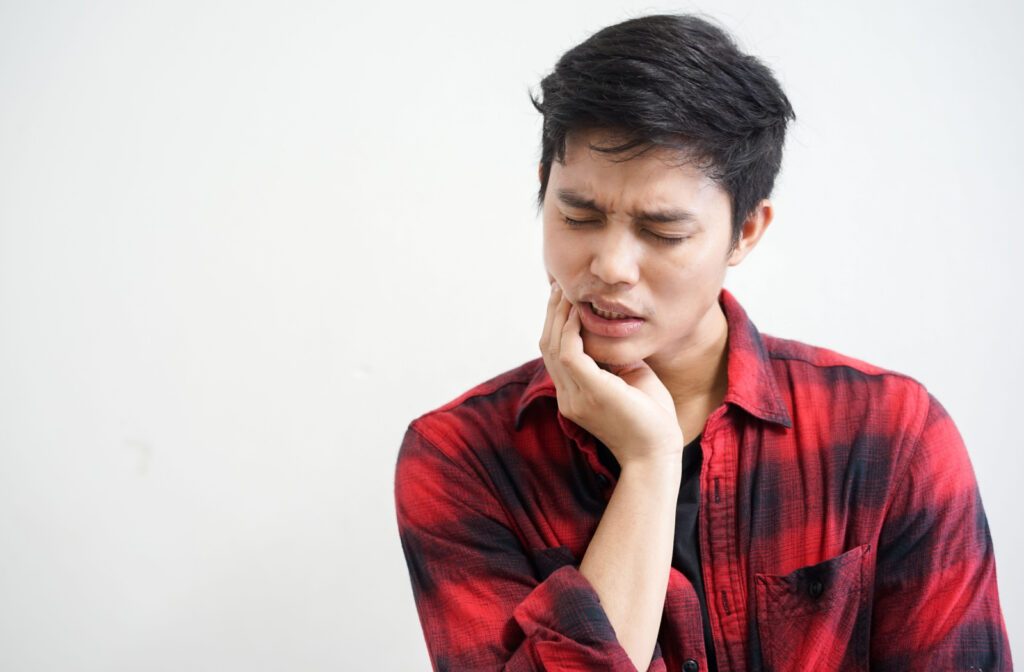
[589,225,640,286]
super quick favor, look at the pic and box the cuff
[513,565,665,671]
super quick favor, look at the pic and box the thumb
[610,361,674,409]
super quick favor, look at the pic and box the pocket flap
[755,544,871,616]
[755,544,874,670]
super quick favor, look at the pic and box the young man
[395,15,1011,672]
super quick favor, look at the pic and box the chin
[581,334,647,368]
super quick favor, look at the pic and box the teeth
[591,303,631,320]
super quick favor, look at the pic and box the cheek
[667,237,729,282]
[542,227,578,279]
[649,251,725,310]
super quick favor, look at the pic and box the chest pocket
[754,544,872,672]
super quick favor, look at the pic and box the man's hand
[539,283,685,467]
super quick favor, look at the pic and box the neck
[646,301,730,425]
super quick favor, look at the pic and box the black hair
[532,14,795,247]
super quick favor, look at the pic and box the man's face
[542,129,747,368]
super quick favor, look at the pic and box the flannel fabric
[395,288,1011,671]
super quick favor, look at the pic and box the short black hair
[532,14,795,247]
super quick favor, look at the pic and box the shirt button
[809,579,824,599]
[683,659,700,672]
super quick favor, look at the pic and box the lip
[578,298,645,338]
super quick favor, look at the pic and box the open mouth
[589,302,637,320]
[579,300,645,338]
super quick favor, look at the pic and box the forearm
[579,458,682,671]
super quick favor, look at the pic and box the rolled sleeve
[514,565,650,669]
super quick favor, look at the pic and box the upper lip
[581,295,643,319]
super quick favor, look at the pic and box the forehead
[552,129,727,214]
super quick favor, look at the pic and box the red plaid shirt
[395,289,1011,671]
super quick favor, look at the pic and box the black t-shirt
[596,434,718,671]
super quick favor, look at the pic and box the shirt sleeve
[870,391,1012,671]
[395,420,660,671]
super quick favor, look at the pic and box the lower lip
[578,302,645,338]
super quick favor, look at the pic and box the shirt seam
[418,377,533,425]
[767,353,919,382]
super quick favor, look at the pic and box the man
[395,14,1011,672]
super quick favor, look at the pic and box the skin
[538,128,771,669]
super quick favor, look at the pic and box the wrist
[618,453,683,484]
[614,437,684,470]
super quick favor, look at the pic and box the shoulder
[418,358,545,419]
[764,333,901,378]
[402,358,547,461]
[762,333,936,437]
[764,333,926,390]
[757,334,969,505]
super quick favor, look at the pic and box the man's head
[533,14,795,248]
[535,15,795,369]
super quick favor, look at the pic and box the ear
[727,199,773,267]
[539,163,545,184]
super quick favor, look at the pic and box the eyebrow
[556,188,698,224]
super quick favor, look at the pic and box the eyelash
[563,216,687,246]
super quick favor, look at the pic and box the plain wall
[1,1,1020,669]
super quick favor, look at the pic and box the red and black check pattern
[395,289,1011,671]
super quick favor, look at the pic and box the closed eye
[563,215,598,228]
[563,214,688,245]
[644,230,688,245]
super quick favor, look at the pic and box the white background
[1,1,1020,669]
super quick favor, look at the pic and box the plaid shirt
[395,289,1011,671]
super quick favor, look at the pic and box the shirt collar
[514,288,792,430]
[718,287,792,428]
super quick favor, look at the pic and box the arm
[576,458,681,669]
[870,391,1011,670]
[541,284,684,670]
[395,422,656,671]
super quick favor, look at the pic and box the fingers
[538,282,560,353]
[615,361,675,414]
[548,288,572,363]
[539,284,577,394]
[558,303,603,388]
